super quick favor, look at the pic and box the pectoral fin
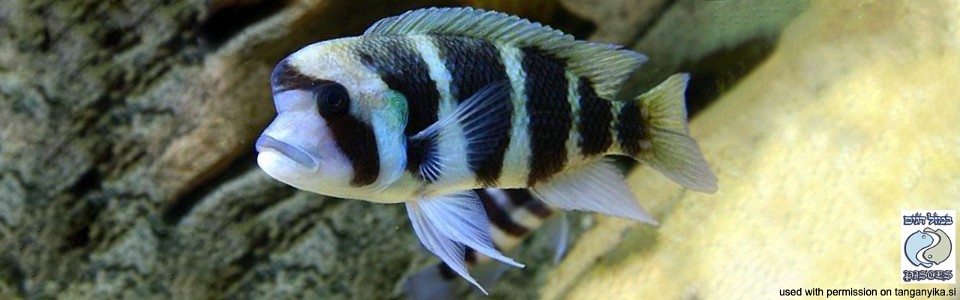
[407,81,512,183]
[406,191,524,294]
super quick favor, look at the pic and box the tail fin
[635,74,718,193]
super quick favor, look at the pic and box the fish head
[257,39,404,198]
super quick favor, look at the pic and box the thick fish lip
[255,135,318,169]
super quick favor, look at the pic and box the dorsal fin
[364,7,648,99]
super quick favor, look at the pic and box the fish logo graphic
[901,210,956,284]
[904,228,953,268]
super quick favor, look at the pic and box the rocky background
[543,1,960,299]
[5,1,953,300]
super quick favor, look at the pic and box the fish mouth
[255,135,318,169]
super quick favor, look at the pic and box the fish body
[256,7,717,293]
[264,33,637,202]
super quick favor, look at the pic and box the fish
[255,7,718,294]
[920,228,952,266]
[404,188,568,299]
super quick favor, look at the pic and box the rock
[0,0,447,298]
[558,0,670,45]
[543,1,960,298]
[625,0,808,94]
[3,0,897,298]
[563,0,809,120]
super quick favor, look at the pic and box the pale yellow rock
[543,1,960,299]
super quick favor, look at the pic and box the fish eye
[316,82,350,118]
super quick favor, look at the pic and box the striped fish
[255,7,717,294]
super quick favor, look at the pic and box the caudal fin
[634,74,718,193]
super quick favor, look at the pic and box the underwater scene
[0,0,957,299]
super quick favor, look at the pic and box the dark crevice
[63,223,92,251]
[229,188,296,224]
[197,0,292,48]
[98,26,140,52]
[67,169,103,199]
[58,168,106,253]
[38,27,52,52]
[161,152,258,225]
[100,27,123,48]
[0,254,27,296]
[59,196,106,252]
[78,96,115,137]
[681,37,776,116]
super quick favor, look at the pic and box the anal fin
[531,160,657,224]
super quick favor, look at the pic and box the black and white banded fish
[404,188,567,299]
[255,7,717,294]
